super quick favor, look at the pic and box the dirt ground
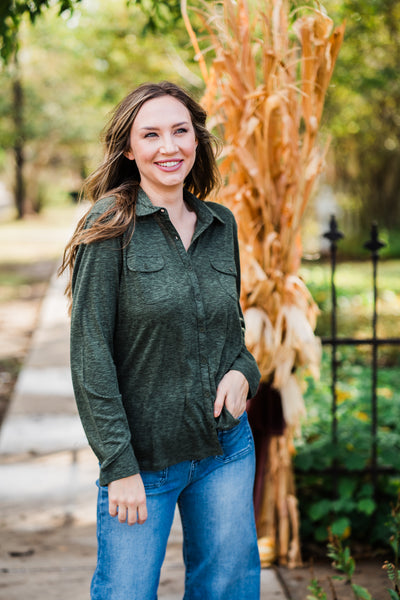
[0,522,96,600]
[277,556,392,599]
[0,259,396,600]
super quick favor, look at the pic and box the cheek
[185,140,198,161]
[132,143,154,166]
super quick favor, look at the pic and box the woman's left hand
[214,370,249,419]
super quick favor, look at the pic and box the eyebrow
[139,121,190,131]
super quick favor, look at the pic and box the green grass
[300,259,400,342]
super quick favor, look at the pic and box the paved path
[0,263,288,599]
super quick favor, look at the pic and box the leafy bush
[296,260,400,548]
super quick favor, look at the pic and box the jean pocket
[216,412,254,463]
[140,468,168,492]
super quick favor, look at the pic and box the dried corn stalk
[182,0,344,566]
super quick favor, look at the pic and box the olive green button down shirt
[70,189,260,486]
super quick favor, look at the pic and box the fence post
[364,223,386,497]
[323,215,344,474]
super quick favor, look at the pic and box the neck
[140,182,185,211]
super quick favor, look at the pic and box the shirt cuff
[230,347,261,399]
[99,444,140,486]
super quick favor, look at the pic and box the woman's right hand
[108,473,148,526]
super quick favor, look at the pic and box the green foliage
[307,578,328,600]
[0,0,82,62]
[326,534,373,598]
[351,585,373,600]
[127,0,182,34]
[327,536,356,580]
[329,538,372,598]
[296,344,400,545]
[320,0,400,230]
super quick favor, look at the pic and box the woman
[60,81,261,600]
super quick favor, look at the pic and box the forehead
[133,95,192,129]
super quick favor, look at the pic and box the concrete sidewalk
[0,266,289,599]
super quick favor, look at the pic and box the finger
[214,386,226,417]
[137,501,148,525]
[109,499,118,518]
[127,505,138,526]
[117,506,127,523]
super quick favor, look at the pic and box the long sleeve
[70,228,139,486]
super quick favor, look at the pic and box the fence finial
[364,222,386,257]
[323,214,344,246]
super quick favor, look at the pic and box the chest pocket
[127,254,169,305]
[210,258,238,300]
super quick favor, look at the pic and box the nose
[159,134,178,155]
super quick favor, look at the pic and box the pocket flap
[127,255,165,272]
[210,258,237,276]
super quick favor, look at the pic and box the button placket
[183,253,214,407]
[156,206,215,411]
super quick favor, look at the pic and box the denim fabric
[91,412,260,600]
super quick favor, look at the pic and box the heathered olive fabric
[70,188,260,486]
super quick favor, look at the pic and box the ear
[124,149,135,161]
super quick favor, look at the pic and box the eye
[144,132,158,138]
[175,128,188,135]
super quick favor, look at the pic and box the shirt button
[199,326,205,333]
[160,208,165,213]
[201,357,207,364]
[174,235,179,240]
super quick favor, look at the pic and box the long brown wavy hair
[59,81,221,305]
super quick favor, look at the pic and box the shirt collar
[135,187,226,225]
[135,188,160,217]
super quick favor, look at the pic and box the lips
[155,159,183,171]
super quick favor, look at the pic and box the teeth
[158,161,180,167]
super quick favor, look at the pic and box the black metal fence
[312,216,400,498]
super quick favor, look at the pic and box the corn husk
[182,0,344,567]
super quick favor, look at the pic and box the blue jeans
[91,412,260,600]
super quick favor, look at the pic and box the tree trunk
[12,58,25,219]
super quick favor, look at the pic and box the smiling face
[125,95,198,200]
